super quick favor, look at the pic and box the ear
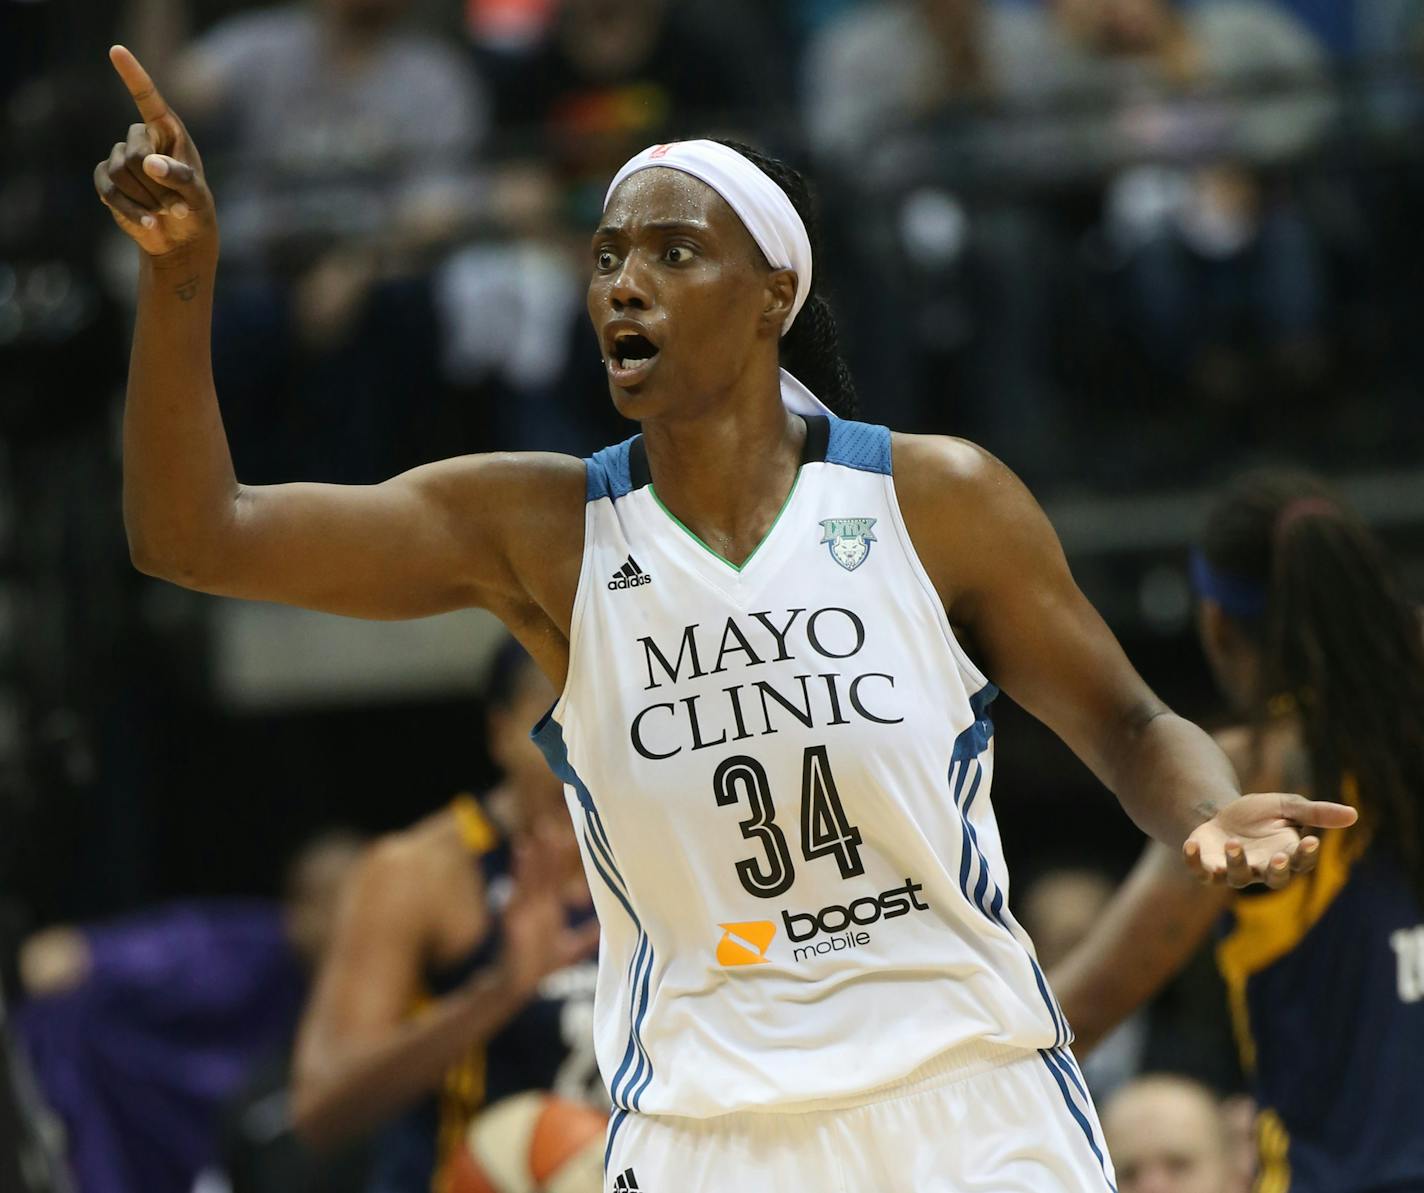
[761,268,798,335]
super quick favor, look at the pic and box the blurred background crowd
[2,0,1423,1190]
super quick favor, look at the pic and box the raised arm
[95,47,583,627]
[893,434,1354,884]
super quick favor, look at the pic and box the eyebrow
[593,219,713,239]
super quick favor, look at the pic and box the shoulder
[891,432,1032,517]
[891,433,1068,617]
[416,451,587,555]
[417,450,587,505]
[351,811,482,920]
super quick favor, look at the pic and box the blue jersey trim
[825,418,892,475]
[585,437,638,502]
[947,683,1071,1048]
[1041,1048,1118,1192]
[604,1107,629,1173]
[533,710,655,1110]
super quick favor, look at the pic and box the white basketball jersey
[533,417,1067,1123]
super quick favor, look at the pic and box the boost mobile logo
[716,921,776,966]
[783,879,930,962]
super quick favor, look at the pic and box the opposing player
[96,47,1355,1191]
[1053,470,1424,1190]
[291,640,600,1190]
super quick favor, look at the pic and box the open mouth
[612,332,660,372]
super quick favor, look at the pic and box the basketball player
[291,640,601,1191]
[1053,471,1424,1190]
[95,47,1355,1191]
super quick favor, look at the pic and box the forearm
[1108,710,1241,848]
[1051,842,1226,1053]
[292,967,528,1152]
[122,243,239,582]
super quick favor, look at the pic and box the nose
[609,254,652,313]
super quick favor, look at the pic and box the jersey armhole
[547,497,598,727]
[882,473,994,697]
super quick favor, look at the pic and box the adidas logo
[613,1168,642,1192]
[607,555,653,591]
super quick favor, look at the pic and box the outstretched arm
[1050,841,1229,1054]
[894,435,1354,885]
[96,47,583,627]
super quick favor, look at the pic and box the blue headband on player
[1189,550,1268,620]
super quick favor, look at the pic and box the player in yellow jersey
[1055,470,1424,1191]
[292,640,598,1190]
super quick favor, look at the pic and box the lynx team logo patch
[819,517,878,572]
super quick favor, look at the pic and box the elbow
[127,536,170,579]
[126,532,218,590]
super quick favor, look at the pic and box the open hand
[94,46,215,258]
[1184,792,1358,889]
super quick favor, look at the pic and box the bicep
[909,442,1164,776]
[197,452,583,622]
[974,553,1163,779]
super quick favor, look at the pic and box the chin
[608,379,680,423]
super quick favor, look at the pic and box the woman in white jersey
[95,47,1354,1192]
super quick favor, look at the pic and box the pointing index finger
[109,45,173,128]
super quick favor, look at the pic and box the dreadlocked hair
[1201,470,1424,903]
[710,139,859,420]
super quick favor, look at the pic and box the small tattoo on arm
[1193,800,1221,822]
[174,275,199,302]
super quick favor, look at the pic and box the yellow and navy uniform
[365,798,601,1193]
[1217,789,1424,1193]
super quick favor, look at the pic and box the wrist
[1190,789,1241,827]
[143,239,219,274]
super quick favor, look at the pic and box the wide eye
[665,245,694,264]
[596,249,619,271]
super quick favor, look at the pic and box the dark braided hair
[1200,470,1424,902]
[710,139,859,420]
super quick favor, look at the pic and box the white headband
[605,140,814,336]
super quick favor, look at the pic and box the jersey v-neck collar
[629,416,831,574]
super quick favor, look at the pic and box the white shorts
[603,1044,1117,1193]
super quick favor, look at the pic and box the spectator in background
[1102,1074,1242,1193]
[492,0,787,220]
[802,0,1063,173]
[801,0,1069,482]
[446,0,788,456]
[1052,0,1336,407]
[12,832,365,1193]
[172,0,488,483]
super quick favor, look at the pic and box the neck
[639,366,805,568]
